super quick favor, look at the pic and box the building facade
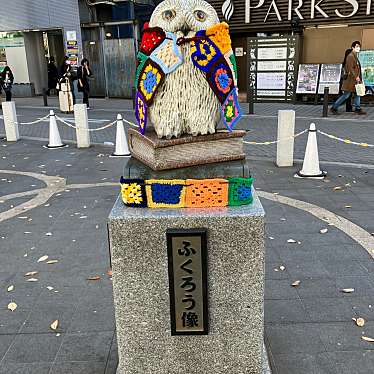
[0,0,82,95]
[208,0,374,93]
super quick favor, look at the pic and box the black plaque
[166,228,208,335]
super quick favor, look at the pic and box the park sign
[208,0,373,31]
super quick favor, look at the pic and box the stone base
[108,191,265,374]
[128,128,246,171]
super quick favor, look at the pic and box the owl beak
[180,24,191,36]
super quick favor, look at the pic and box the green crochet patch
[228,177,254,206]
[229,53,238,81]
[135,52,148,87]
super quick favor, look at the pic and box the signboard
[359,50,374,88]
[318,64,341,94]
[0,36,24,48]
[66,31,79,67]
[166,229,208,335]
[257,72,286,90]
[247,36,299,102]
[296,64,320,94]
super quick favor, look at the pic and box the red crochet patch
[140,27,166,56]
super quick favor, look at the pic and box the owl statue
[135,0,242,139]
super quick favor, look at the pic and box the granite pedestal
[108,160,267,374]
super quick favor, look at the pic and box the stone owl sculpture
[134,0,242,139]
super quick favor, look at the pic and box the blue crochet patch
[151,183,184,204]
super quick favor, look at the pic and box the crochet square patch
[135,52,148,87]
[120,177,147,208]
[150,32,183,74]
[140,27,166,56]
[145,179,186,208]
[190,31,221,73]
[207,57,235,104]
[185,179,228,208]
[206,22,232,56]
[221,88,242,131]
[135,91,147,134]
[228,177,254,206]
[137,59,165,106]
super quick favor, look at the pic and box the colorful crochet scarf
[135,22,241,135]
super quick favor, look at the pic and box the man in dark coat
[47,56,58,96]
[330,41,366,115]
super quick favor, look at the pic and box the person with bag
[58,57,76,113]
[330,41,366,115]
[77,58,92,109]
[0,66,14,102]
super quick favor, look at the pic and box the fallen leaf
[46,286,54,291]
[45,232,52,236]
[345,205,352,209]
[25,271,38,277]
[269,236,274,240]
[356,318,365,327]
[50,320,59,331]
[362,336,374,342]
[8,302,17,311]
[319,228,328,234]
[107,269,113,277]
[7,285,14,292]
[333,186,343,191]
[27,278,38,282]
[291,280,301,287]
[37,255,49,263]
[87,276,101,281]
[287,239,297,243]
[279,265,286,271]
[46,260,58,264]
[341,288,355,293]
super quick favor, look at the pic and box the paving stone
[3,333,63,363]
[264,279,300,300]
[327,350,374,374]
[265,299,309,324]
[0,362,52,374]
[50,361,106,374]
[55,332,113,363]
[265,323,326,355]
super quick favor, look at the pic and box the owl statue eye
[162,9,176,21]
[193,10,207,22]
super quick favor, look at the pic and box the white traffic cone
[295,123,326,179]
[45,110,66,149]
[111,114,131,157]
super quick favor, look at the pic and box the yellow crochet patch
[121,183,143,205]
[207,22,232,56]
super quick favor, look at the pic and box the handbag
[355,83,366,97]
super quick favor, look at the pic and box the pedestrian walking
[47,56,58,96]
[0,66,14,101]
[341,49,353,112]
[330,41,366,115]
[77,58,92,109]
[58,57,76,113]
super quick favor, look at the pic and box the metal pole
[247,88,254,115]
[42,88,48,107]
[322,87,329,117]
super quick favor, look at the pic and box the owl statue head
[149,0,219,34]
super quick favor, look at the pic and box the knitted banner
[145,179,186,208]
[228,177,254,206]
[120,177,254,209]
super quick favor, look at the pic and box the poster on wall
[296,64,320,94]
[66,30,79,68]
[318,64,341,94]
[258,47,287,60]
[359,50,374,94]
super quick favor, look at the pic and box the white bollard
[2,101,19,142]
[46,110,66,148]
[295,123,326,179]
[111,114,131,157]
[276,110,295,167]
[74,104,90,148]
